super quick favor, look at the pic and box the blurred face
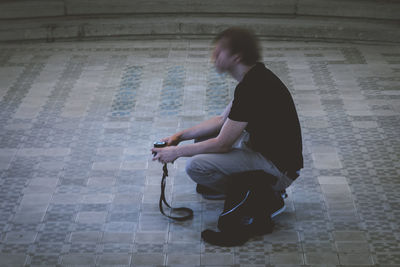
[212,39,239,73]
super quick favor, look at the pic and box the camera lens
[154,141,167,148]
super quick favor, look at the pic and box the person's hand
[151,146,179,164]
[161,133,181,146]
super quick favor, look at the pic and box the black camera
[153,141,167,156]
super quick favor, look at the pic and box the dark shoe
[196,184,226,200]
[202,216,273,247]
[202,171,279,247]
[270,192,286,218]
[201,229,248,247]
[217,171,277,232]
[217,188,274,233]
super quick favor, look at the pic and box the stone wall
[0,0,399,42]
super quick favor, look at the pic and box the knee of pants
[185,156,214,184]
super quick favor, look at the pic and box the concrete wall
[0,0,399,43]
[1,0,399,20]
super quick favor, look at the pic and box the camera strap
[159,163,193,221]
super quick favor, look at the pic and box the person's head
[212,27,261,72]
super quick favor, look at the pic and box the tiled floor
[0,39,399,266]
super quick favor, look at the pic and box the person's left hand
[151,146,179,164]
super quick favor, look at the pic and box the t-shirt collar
[241,62,264,83]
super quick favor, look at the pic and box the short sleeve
[228,83,252,122]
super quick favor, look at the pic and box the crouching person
[152,27,303,246]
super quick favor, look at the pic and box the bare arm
[152,118,247,163]
[163,101,233,145]
[176,118,247,157]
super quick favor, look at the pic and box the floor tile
[0,39,399,266]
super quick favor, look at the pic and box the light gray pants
[185,132,294,194]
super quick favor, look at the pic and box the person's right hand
[161,134,181,146]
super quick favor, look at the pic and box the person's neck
[230,63,256,82]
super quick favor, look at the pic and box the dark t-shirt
[228,62,303,173]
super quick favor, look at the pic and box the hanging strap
[159,163,193,221]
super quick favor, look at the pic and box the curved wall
[0,0,399,43]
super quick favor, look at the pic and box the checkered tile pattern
[0,40,399,266]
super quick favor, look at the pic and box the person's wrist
[174,132,183,143]
[175,146,182,158]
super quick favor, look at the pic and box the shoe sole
[271,205,286,218]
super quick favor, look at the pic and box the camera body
[153,141,167,156]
